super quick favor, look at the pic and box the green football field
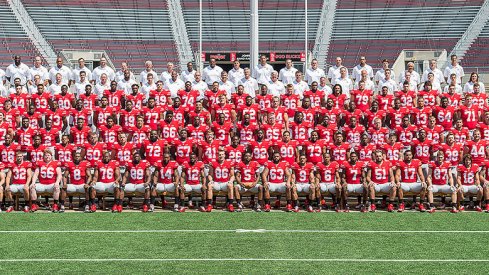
[1,212,489,274]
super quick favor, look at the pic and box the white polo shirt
[48,65,72,85]
[48,82,63,96]
[253,63,274,85]
[5,62,30,83]
[140,70,158,85]
[444,64,465,84]
[141,82,157,100]
[203,65,223,85]
[463,81,485,94]
[192,80,208,100]
[72,66,92,83]
[94,82,110,98]
[115,70,135,83]
[279,67,298,85]
[332,77,353,97]
[160,71,173,84]
[374,68,395,84]
[228,67,244,86]
[28,65,49,82]
[181,69,196,83]
[292,79,309,97]
[92,66,115,84]
[354,79,375,91]
[421,68,444,84]
[305,67,325,85]
[327,65,346,81]
[218,80,235,99]
[318,84,333,96]
[351,64,373,81]
[75,80,92,97]
[238,77,259,97]
[266,80,285,97]
[378,78,398,94]
[399,70,421,85]
[117,78,137,95]
[164,78,185,98]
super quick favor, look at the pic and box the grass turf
[0,212,489,274]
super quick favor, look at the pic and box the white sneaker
[149,204,155,212]
[84,205,90,213]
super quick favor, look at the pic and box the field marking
[0,258,489,263]
[0,229,489,233]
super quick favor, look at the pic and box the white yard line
[0,229,488,233]
[0,258,488,262]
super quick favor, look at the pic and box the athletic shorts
[184,184,202,194]
[212,182,231,192]
[237,183,261,194]
[347,184,364,194]
[93,182,116,194]
[9,184,25,194]
[400,182,424,193]
[66,184,85,194]
[374,182,392,193]
[124,183,147,193]
[35,183,56,193]
[268,183,287,193]
[156,183,176,193]
[462,185,480,194]
[429,184,454,194]
[296,182,311,193]
[319,182,336,194]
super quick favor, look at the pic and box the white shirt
[354,79,375,91]
[444,64,465,84]
[0,84,7,97]
[218,80,235,99]
[400,79,418,92]
[419,82,442,93]
[94,82,110,98]
[28,65,49,82]
[228,67,245,86]
[48,82,63,96]
[253,63,274,84]
[8,86,28,96]
[181,69,196,83]
[463,81,486,94]
[378,78,398,94]
[141,82,156,100]
[374,68,395,84]
[351,64,373,81]
[192,80,208,100]
[0,69,5,83]
[164,78,185,98]
[92,66,115,84]
[140,70,158,85]
[305,67,326,85]
[279,67,298,85]
[327,65,347,81]
[115,70,135,83]
[421,68,444,84]
[318,84,333,96]
[399,70,421,85]
[266,80,285,97]
[72,66,92,83]
[48,65,72,85]
[160,71,173,84]
[117,78,137,95]
[6,63,30,84]
[75,80,92,97]
[443,84,463,95]
[202,65,223,85]
[332,77,353,98]
[292,79,309,97]
[238,77,259,97]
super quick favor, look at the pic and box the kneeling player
[395,150,427,212]
[64,152,92,212]
[122,151,152,212]
[208,150,235,212]
[262,152,294,211]
[457,155,483,211]
[4,152,31,212]
[235,152,264,211]
[30,149,63,212]
[93,151,122,212]
[291,154,317,212]
[316,151,341,211]
[427,152,458,213]
[366,150,396,212]
[181,152,208,212]
[154,153,183,212]
[340,152,367,212]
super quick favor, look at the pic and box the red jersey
[0,142,21,164]
[28,145,47,163]
[142,139,167,165]
[31,92,51,113]
[39,127,60,147]
[482,160,489,181]
[316,161,340,183]
[256,94,273,109]
[241,104,260,122]
[225,144,246,165]
[0,122,13,144]
[355,143,377,161]
[428,161,451,185]
[328,94,347,109]
[249,140,271,165]
[212,121,232,146]
[261,123,283,143]
[477,123,489,141]
[451,127,470,143]
[315,124,337,144]
[8,161,33,185]
[368,160,392,184]
[150,89,171,107]
[55,143,75,165]
[340,161,364,184]
[205,90,226,108]
[142,106,162,130]
[178,89,200,108]
[411,138,433,164]
[213,104,234,122]
[187,124,209,141]
[441,92,461,107]
[200,139,221,164]
[275,140,299,164]
[298,107,318,124]
[397,159,421,183]
[188,109,211,125]
[266,161,289,184]
[438,143,463,166]
[411,107,432,127]
[154,160,179,184]
[182,161,205,185]
[94,106,115,127]
[126,160,150,184]
[377,94,394,110]
[36,160,60,185]
[17,127,38,150]
[395,90,416,107]
[237,122,258,145]
[343,109,363,126]
[128,125,151,147]
[395,125,418,145]
[70,126,91,146]
[83,142,106,166]
[54,93,75,110]
[159,120,180,142]
[231,93,249,111]
[304,90,325,107]
[423,125,444,144]
[465,140,488,165]
[457,164,479,185]
[320,108,341,125]
[79,93,98,110]
[343,125,366,145]
[281,94,301,117]
[210,160,233,183]
[418,90,438,107]
[112,142,135,166]
[24,112,42,129]
[330,142,351,162]
[433,106,456,131]
[387,107,410,128]
[120,109,141,131]
[368,127,389,146]
[69,108,91,126]
[65,160,91,185]
[99,124,123,144]
[174,138,196,164]
[291,162,314,183]
[351,89,373,111]
[471,93,487,108]
[303,139,327,164]
[459,105,480,130]
[126,93,145,109]
[237,160,260,182]
[290,121,313,142]
[10,93,30,111]
[103,90,125,110]
[96,160,119,183]
[266,107,288,124]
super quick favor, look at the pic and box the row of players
[1,139,487,213]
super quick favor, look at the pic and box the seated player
[63,152,92,212]
[181,152,208,212]
[235,152,264,211]
[92,151,122,212]
[457,154,483,212]
[208,150,235,212]
[4,151,32,212]
[340,152,367,212]
[262,152,293,212]
[366,150,396,212]
[316,151,341,211]
[154,153,183,212]
[122,151,152,212]
[395,150,427,212]
[427,152,458,213]
[29,149,63,212]
[290,154,316,212]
